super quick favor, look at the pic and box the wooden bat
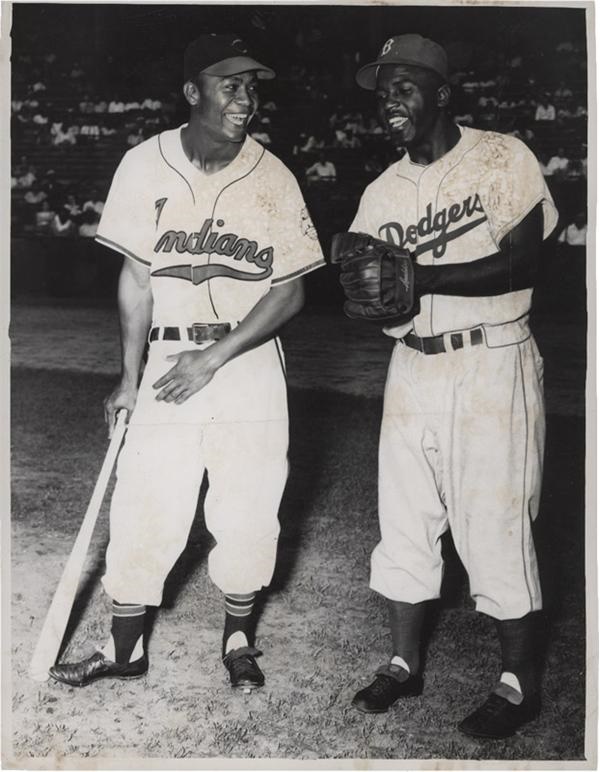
[29,411,128,682]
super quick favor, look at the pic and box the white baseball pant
[371,326,545,620]
[102,337,289,606]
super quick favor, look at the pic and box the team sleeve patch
[95,234,152,266]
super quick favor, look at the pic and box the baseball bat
[29,410,128,682]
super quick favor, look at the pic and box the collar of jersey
[397,125,480,181]
[160,123,263,186]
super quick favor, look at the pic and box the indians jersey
[351,126,559,337]
[96,127,325,325]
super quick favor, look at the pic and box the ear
[183,80,200,108]
[437,84,451,108]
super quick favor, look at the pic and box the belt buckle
[191,322,231,343]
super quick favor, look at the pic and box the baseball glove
[330,231,418,322]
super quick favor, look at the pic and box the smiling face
[375,64,447,147]
[185,70,259,144]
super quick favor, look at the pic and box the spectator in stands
[42,169,58,198]
[565,158,585,183]
[127,124,145,147]
[298,134,324,154]
[558,212,587,246]
[83,190,105,215]
[250,118,272,146]
[50,120,77,147]
[24,187,47,206]
[50,205,77,238]
[79,95,95,114]
[94,99,108,114]
[78,208,100,238]
[305,152,337,186]
[31,78,46,93]
[345,130,362,149]
[70,61,85,80]
[108,97,125,114]
[365,116,384,136]
[32,109,49,126]
[124,98,142,112]
[364,155,384,177]
[534,94,556,122]
[80,119,101,142]
[141,96,162,111]
[554,80,573,105]
[16,164,36,189]
[35,200,55,232]
[64,193,82,218]
[101,125,118,138]
[546,147,570,178]
[454,111,475,126]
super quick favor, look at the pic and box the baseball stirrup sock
[105,601,147,664]
[494,613,538,699]
[388,599,427,675]
[223,592,256,656]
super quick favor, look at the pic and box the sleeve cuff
[271,258,327,286]
[95,234,151,266]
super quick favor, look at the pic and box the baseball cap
[184,33,275,81]
[356,34,448,90]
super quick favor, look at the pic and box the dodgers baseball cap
[356,34,448,90]
[184,33,275,81]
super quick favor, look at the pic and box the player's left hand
[152,348,223,404]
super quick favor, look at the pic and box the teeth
[389,116,407,128]
[227,114,247,125]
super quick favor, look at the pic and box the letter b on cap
[381,38,394,56]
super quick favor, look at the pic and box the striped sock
[106,601,146,664]
[222,592,256,656]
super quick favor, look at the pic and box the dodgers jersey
[351,126,559,338]
[96,126,325,325]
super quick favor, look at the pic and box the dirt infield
[6,300,589,764]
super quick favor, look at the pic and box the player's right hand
[103,382,138,438]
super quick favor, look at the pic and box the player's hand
[152,348,223,404]
[103,382,138,438]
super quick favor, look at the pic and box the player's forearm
[414,204,544,298]
[117,267,153,386]
[209,279,305,368]
[414,249,538,298]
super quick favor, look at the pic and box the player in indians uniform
[49,34,324,691]
[346,35,558,738]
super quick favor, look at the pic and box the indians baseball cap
[356,34,448,90]
[184,33,275,81]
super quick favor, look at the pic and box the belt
[149,323,231,344]
[403,327,484,355]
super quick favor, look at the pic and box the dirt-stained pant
[102,338,289,606]
[371,332,545,621]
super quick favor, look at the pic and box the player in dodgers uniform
[48,34,324,691]
[345,35,558,738]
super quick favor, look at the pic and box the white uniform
[96,126,325,606]
[351,127,558,620]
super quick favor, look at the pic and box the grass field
[8,352,588,764]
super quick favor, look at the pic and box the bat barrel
[28,411,128,682]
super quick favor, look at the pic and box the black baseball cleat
[458,691,541,739]
[48,651,148,687]
[223,646,265,690]
[352,664,423,714]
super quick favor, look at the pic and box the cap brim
[356,59,446,89]
[202,56,275,80]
